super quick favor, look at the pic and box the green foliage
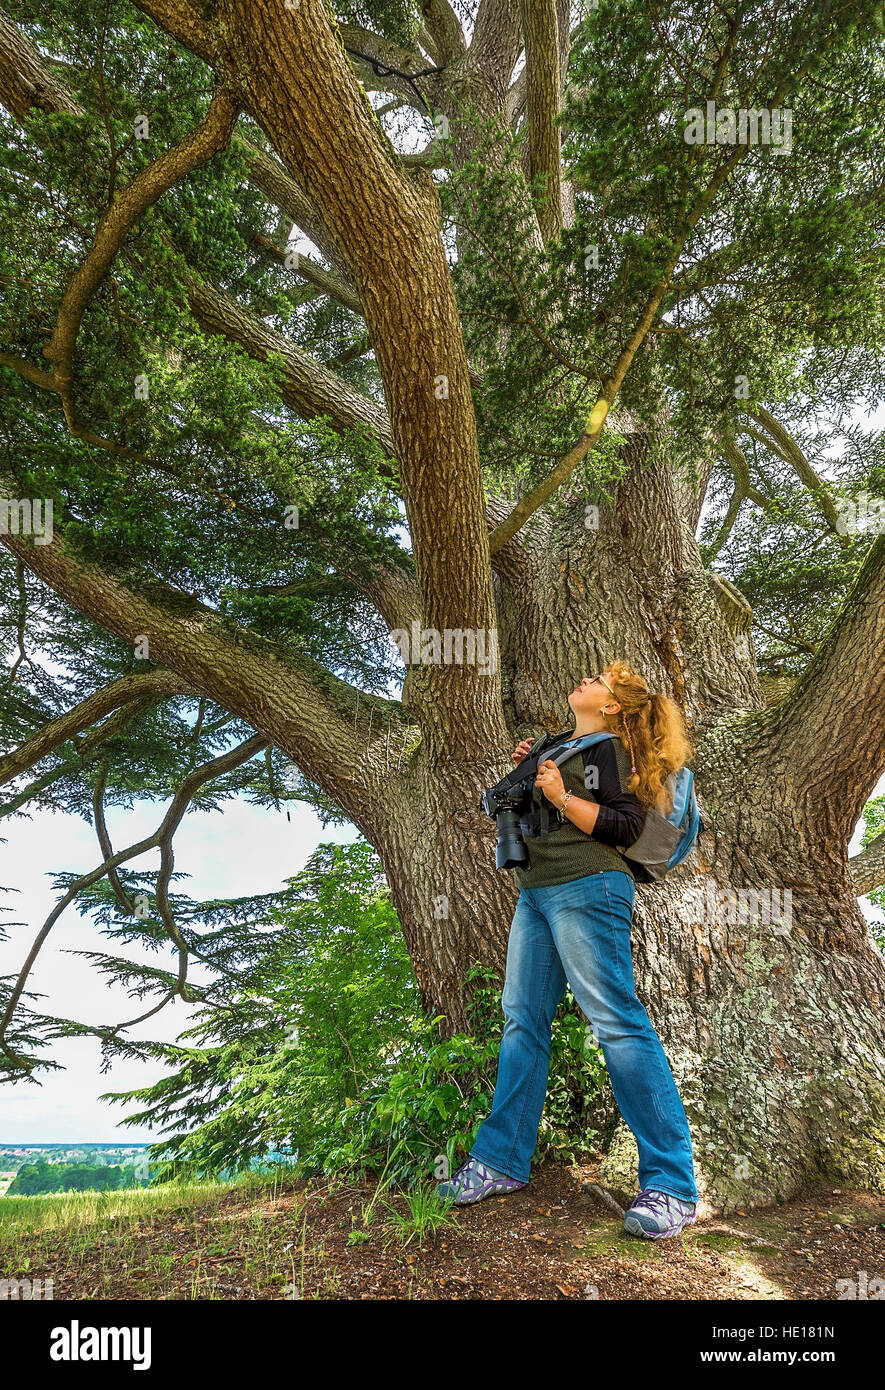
[87,840,612,1191]
[7,1159,150,1195]
[439,0,885,662]
[95,840,418,1176]
[299,969,615,1190]
[696,418,885,678]
[296,970,505,1189]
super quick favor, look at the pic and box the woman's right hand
[512,738,535,763]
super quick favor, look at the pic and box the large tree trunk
[373,774,885,1214]
[357,437,885,1214]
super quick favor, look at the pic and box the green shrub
[297,964,615,1190]
[105,842,613,1190]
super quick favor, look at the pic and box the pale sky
[0,796,358,1143]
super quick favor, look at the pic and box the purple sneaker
[623,1189,697,1239]
[435,1156,527,1205]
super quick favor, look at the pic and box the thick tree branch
[0,477,410,815]
[769,533,885,839]
[415,0,466,65]
[519,0,562,242]
[505,62,527,124]
[400,137,450,169]
[472,0,523,94]
[0,10,84,121]
[414,26,442,66]
[337,23,429,83]
[850,831,885,898]
[137,229,400,469]
[0,667,196,787]
[41,83,240,431]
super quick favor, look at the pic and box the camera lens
[496,809,529,869]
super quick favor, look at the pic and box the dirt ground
[296,1165,885,1301]
[12,1161,885,1301]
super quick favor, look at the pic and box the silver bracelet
[559,791,572,813]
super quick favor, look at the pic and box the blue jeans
[469,870,699,1203]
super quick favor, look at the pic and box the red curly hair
[601,659,692,812]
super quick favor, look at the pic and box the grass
[0,1168,314,1298]
[380,1185,459,1248]
[0,1179,231,1234]
[0,1164,458,1300]
[4,1169,879,1301]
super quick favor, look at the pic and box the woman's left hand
[535,760,566,806]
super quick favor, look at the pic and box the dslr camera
[480,740,566,870]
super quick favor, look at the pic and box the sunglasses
[586,673,616,698]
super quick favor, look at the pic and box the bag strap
[488,734,619,840]
[504,730,615,790]
[529,731,618,841]
[547,731,616,771]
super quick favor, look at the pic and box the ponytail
[603,661,692,812]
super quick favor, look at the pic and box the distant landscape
[0,1143,152,1196]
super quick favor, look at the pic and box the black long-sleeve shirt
[512,729,647,889]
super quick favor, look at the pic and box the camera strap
[497,729,615,796]
[517,731,617,840]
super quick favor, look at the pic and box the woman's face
[568,671,617,718]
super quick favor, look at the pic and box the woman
[436,660,700,1239]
